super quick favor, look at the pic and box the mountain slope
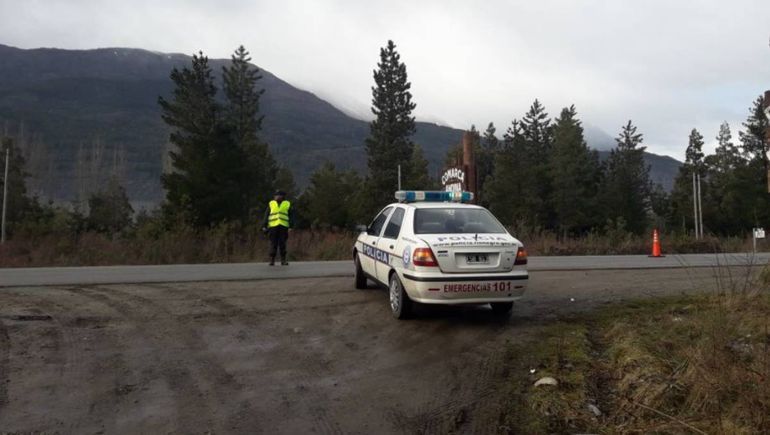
[0,44,465,204]
[0,44,679,206]
[596,150,681,191]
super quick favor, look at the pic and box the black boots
[269,257,275,266]
[281,258,289,266]
[268,257,288,266]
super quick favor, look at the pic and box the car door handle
[389,245,394,249]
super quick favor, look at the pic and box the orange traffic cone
[649,228,664,258]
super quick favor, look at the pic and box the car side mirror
[355,224,368,233]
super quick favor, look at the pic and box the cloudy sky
[1,0,769,159]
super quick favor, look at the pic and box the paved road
[2,253,769,287]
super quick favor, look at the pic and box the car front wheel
[389,273,412,319]
[354,253,367,289]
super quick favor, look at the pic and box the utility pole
[692,171,699,239]
[397,164,401,190]
[697,173,704,238]
[1,145,9,244]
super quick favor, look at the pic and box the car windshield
[413,208,507,234]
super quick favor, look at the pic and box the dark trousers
[268,226,289,260]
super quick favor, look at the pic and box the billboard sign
[441,167,465,193]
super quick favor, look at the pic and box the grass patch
[499,291,770,434]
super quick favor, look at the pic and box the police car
[353,191,528,319]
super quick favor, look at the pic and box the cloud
[1,0,769,159]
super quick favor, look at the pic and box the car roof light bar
[394,190,474,203]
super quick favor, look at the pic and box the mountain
[586,124,682,188]
[584,124,616,150]
[596,150,681,191]
[0,44,680,207]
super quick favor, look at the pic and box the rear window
[413,208,507,234]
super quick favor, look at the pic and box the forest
[0,40,768,266]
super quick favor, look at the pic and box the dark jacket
[262,200,296,229]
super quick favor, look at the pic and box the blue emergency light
[395,190,474,203]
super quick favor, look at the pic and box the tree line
[468,104,653,237]
[433,95,769,239]
[1,41,768,241]
[668,97,770,235]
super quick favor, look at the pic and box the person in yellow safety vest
[261,190,295,266]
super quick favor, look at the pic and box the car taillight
[514,247,528,265]
[413,247,438,267]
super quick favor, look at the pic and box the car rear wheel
[354,253,367,289]
[490,302,513,315]
[389,273,412,319]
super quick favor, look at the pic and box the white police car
[353,191,528,319]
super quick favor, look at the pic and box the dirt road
[0,267,748,434]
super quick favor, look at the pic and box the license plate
[466,254,489,264]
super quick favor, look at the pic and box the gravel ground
[0,267,745,434]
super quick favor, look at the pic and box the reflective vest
[268,200,291,228]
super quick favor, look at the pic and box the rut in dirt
[0,317,9,416]
[66,285,258,433]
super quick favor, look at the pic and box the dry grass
[519,230,760,256]
[0,228,357,267]
[0,223,765,268]
[499,269,770,434]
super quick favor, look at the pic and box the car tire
[354,253,367,289]
[490,302,513,315]
[389,273,412,319]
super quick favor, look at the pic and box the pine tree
[485,119,530,226]
[739,94,769,170]
[223,46,265,142]
[158,51,248,226]
[300,162,361,229]
[709,122,740,173]
[485,105,550,228]
[599,121,652,234]
[519,99,554,226]
[476,122,498,205]
[685,128,705,170]
[548,105,601,235]
[521,99,552,158]
[725,95,770,233]
[87,176,134,234]
[482,122,499,150]
[702,122,740,232]
[363,40,416,214]
[408,144,433,190]
[222,45,277,211]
